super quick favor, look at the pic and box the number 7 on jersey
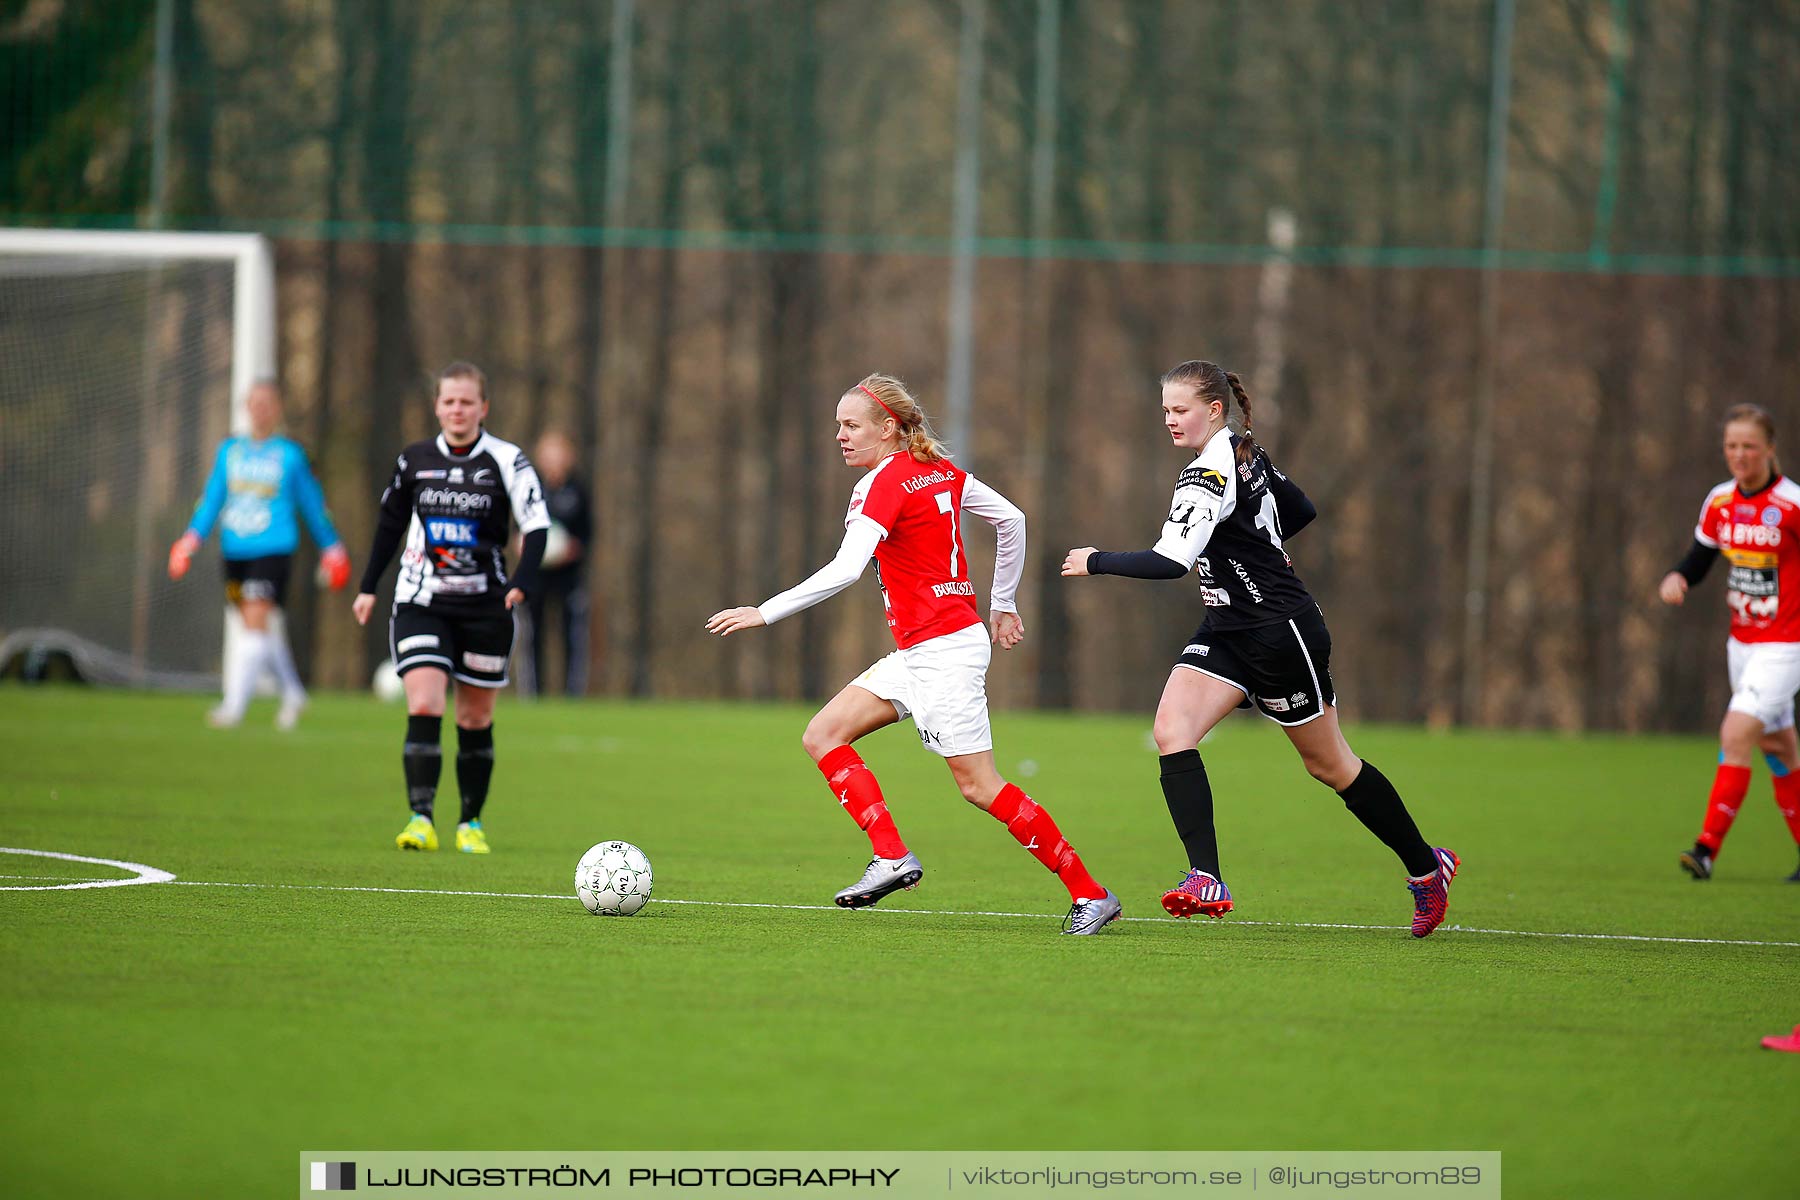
[936,490,960,576]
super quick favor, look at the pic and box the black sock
[1337,759,1435,876]
[403,715,442,819]
[457,724,495,824]
[1159,749,1222,877]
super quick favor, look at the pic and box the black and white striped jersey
[1149,429,1316,631]
[373,432,550,613]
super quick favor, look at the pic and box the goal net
[0,229,275,689]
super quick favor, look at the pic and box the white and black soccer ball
[371,658,404,703]
[540,521,576,570]
[574,841,653,916]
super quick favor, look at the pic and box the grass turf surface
[1,688,1795,1199]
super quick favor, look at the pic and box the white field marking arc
[0,848,177,891]
[4,854,1794,949]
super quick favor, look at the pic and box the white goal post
[0,227,278,688]
[0,228,276,429]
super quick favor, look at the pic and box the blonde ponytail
[851,373,948,463]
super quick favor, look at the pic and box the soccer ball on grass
[371,658,404,702]
[575,841,653,916]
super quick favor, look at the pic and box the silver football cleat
[834,852,924,908]
[1060,889,1122,935]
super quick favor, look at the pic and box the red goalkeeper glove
[167,532,201,581]
[319,544,351,591]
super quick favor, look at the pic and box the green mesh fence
[6,1,1797,270]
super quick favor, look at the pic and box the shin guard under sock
[987,782,1104,902]
[403,714,443,819]
[817,745,907,859]
[1699,763,1752,853]
[1338,760,1436,878]
[1159,749,1222,877]
[457,724,495,824]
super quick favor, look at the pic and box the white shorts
[1726,638,1800,732]
[853,623,993,758]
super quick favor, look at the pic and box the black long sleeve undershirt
[510,528,548,599]
[1270,472,1317,537]
[1087,549,1189,579]
[358,506,408,594]
[1090,461,1316,582]
[1671,539,1719,586]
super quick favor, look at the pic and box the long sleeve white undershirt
[756,472,1027,627]
[961,474,1025,613]
[756,517,884,626]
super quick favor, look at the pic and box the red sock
[818,746,907,859]
[987,782,1104,902]
[1698,763,1752,853]
[1773,771,1800,845]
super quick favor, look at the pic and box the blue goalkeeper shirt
[185,436,341,560]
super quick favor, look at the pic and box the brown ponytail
[1159,359,1258,466]
[1224,371,1256,467]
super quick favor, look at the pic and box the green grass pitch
[1,688,1795,1198]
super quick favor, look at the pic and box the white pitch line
[171,879,575,902]
[1226,918,1800,949]
[153,878,1800,948]
[0,847,175,891]
[8,862,1798,949]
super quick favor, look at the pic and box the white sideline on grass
[2,848,1796,950]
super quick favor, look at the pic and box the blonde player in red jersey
[707,373,1121,934]
[1661,404,1800,882]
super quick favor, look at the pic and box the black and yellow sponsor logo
[1724,548,1779,568]
[1179,465,1229,496]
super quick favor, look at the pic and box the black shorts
[1176,603,1336,726]
[390,603,516,688]
[224,555,291,606]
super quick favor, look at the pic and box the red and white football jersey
[1694,475,1800,643]
[847,453,983,649]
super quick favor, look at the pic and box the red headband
[858,383,902,425]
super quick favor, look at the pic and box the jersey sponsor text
[901,469,957,494]
[426,518,480,545]
[419,487,494,512]
[850,454,984,649]
[382,432,548,612]
[1696,476,1800,643]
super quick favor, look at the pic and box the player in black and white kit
[1062,360,1461,937]
[352,362,549,854]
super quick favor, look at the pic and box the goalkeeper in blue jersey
[168,380,350,729]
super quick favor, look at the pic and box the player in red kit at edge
[707,373,1120,934]
[1661,404,1800,882]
